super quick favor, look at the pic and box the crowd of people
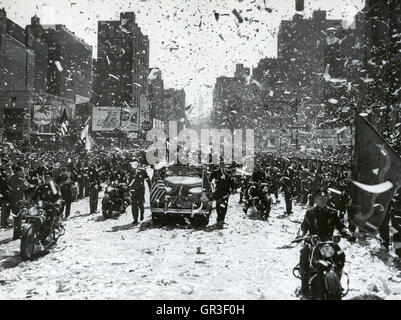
[2,141,400,298]
[0,141,354,232]
[0,143,148,238]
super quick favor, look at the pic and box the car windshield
[165,165,202,178]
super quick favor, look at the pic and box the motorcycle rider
[32,174,63,243]
[296,188,356,298]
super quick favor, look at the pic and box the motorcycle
[20,200,65,261]
[292,234,349,300]
[102,181,130,219]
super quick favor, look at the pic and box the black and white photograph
[0,0,401,305]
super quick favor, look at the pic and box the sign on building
[33,105,52,126]
[92,107,120,131]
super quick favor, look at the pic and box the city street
[1,185,400,300]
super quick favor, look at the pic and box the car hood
[164,176,202,187]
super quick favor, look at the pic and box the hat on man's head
[314,188,328,198]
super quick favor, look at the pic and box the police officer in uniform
[210,158,233,228]
[127,158,151,225]
[88,163,101,214]
[0,162,12,228]
[296,188,355,298]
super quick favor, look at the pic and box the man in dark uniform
[83,161,90,198]
[8,166,32,239]
[127,158,151,225]
[0,163,12,228]
[56,167,73,219]
[88,162,101,214]
[210,158,233,228]
[296,188,355,298]
[76,161,85,199]
[280,170,293,215]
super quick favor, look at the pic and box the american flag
[150,170,166,203]
[59,109,69,136]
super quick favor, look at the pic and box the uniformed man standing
[210,158,233,228]
[88,163,101,214]
[280,169,293,215]
[127,158,151,225]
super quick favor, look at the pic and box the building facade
[94,12,149,139]
[0,9,93,143]
[148,68,164,130]
[163,88,186,135]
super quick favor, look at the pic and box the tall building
[276,10,344,125]
[211,63,264,149]
[353,0,401,141]
[0,8,35,93]
[95,11,149,137]
[27,16,93,103]
[148,67,164,130]
[0,8,35,142]
[214,2,352,152]
[0,9,93,144]
[163,88,186,134]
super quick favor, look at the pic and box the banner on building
[350,116,401,233]
[92,107,121,131]
[121,106,139,132]
[33,105,52,126]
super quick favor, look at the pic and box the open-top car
[150,164,212,227]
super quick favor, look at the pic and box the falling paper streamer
[328,188,342,195]
[351,180,393,194]
[108,74,119,80]
[236,168,251,176]
[328,98,338,104]
[232,9,243,23]
[335,126,347,134]
[49,179,58,195]
[54,61,63,72]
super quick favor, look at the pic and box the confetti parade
[0,0,401,306]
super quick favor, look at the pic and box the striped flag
[150,169,167,203]
[59,109,69,136]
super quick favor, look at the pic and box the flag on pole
[350,115,401,233]
[80,123,92,152]
[59,109,69,136]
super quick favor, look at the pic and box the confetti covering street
[0,0,401,303]
[1,186,400,300]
